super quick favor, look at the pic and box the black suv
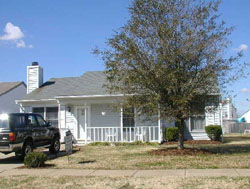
[0,113,60,159]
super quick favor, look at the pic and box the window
[190,116,205,131]
[9,115,26,128]
[27,115,38,127]
[46,107,58,127]
[32,107,58,127]
[33,107,45,118]
[123,108,135,127]
[36,115,47,127]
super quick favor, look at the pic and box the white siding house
[222,97,237,120]
[17,63,223,143]
[0,82,26,113]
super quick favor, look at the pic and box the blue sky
[0,0,249,115]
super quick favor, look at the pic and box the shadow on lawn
[43,148,80,161]
[204,144,250,154]
[78,160,96,164]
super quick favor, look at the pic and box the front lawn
[48,134,250,169]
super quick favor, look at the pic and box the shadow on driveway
[0,153,22,165]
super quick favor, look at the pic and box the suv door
[27,114,44,147]
[12,114,28,145]
[36,115,51,145]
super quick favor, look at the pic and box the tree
[95,0,247,149]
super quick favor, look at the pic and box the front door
[77,107,89,140]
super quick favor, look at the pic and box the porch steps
[190,132,210,140]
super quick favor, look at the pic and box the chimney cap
[32,62,39,66]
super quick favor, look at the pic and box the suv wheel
[49,137,60,154]
[18,141,33,160]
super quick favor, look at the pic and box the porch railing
[86,126,159,143]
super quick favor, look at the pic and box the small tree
[95,0,247,149]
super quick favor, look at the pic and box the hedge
[165,127,179,141]
[205,125,222,141]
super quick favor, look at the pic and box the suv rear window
[0,114,9,129]
[9,115,26,128]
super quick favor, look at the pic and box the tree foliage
[95,0,247,148]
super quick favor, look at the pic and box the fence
[86,126,159,143]
[223,121,250,133]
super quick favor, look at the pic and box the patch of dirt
[163,140,222,145]
[149,148,213,156]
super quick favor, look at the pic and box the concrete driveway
[0,152,23,173]
[0,144,66,173]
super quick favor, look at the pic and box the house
[222,97,237,121]
[0,81,26,113]
[16,63,223,143]
[239,110,250,123]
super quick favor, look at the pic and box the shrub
[88,142,110,146]
[24,152,48,168]
[165,127,179,141]
[205,125,222,141]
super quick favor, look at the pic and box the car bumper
[0,143,23,152]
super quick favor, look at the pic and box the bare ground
[1,176,250,189]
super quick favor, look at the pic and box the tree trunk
[176,118,185,149]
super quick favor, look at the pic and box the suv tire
[49,137,60,154]
[18,141,33,160]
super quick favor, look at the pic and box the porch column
[85,107,88,144]
[19,104,24,113]
[189,117,192,131]
[120,107,123,142]
[158,108,161,143]
[220,103,224,142]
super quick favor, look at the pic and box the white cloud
[234,44,248,52]
[16,40,33,48]
[16,40,26,48]
[241,88,250,93]
[0,22,33,48]
[0,22,24,40]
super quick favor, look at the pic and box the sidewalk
[1,168,250,177]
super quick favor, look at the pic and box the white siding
[59,105,77,141]
[59,105,66,128]
[0,84,26,113]
[205,106,221,126]
[66,107,76,132]
[90,104,120,127]
[222,98,237,120]
[27,66,43,94]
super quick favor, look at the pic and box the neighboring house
[239,110,250,123]
[0,81,26,113]
[17,63,222,143]
[222,97,237,120]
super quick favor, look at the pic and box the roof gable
[0,82,26,96]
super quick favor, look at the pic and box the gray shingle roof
[21,71,110,100]
[0,82,25,96]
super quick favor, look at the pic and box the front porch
[58,100,162,144]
